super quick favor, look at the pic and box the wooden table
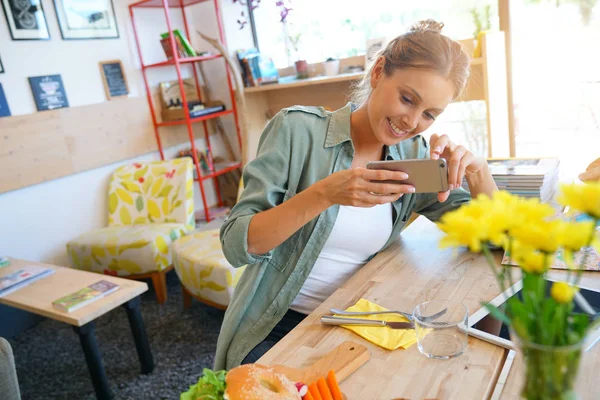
[0,258,153,400]
[258,217,600,399]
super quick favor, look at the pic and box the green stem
[574,218,598,288]
[482,243,508,312]
[506,237,516,296]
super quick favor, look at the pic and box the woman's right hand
[315,168,415,207]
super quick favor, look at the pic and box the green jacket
[215,103,471,369]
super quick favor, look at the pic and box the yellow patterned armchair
[173,179,245,309]
[66,158,195,304]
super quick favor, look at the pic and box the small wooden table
[259,217,600,399]
[0,258,153,400]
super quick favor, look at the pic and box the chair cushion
[108,158,195,229]
[67,224,189,276]
[173,230,245,307]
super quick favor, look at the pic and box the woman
[214,20,497,370]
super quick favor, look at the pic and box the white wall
[0,0,252,265]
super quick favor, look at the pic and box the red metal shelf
[130,0,243,222]
[157,109,234,127]
[130,0,209,8]
[143,53,223,69]
[195,162,242,181]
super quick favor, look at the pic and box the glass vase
[515,335,583,400]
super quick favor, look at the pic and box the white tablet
[468,278,600,352]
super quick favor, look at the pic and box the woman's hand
[429,133,488,202]
[315,168,415,207]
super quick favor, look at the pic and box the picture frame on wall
[99,60,129,100]
[1,0,51,40]
[28,74,70,111]
[53,0,119,40]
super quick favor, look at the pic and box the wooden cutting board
[269,341,370,385]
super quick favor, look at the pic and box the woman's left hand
[429,133,488,202]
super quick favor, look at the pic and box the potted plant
[437,184,600,400]
[285,27,308,79]
[323,57,339,76]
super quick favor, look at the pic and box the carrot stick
[327,370,343,400]
[303,391,315,400]
[308,382,322,400]
[317,377,333,400]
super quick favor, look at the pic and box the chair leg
[150,270,168,304]
[182,285,192,309]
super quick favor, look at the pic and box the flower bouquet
[437,183,600,400]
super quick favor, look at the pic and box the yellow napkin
[335,298,417,351]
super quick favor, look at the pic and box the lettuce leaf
[180,368,227,400]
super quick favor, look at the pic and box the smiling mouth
[386,117,412,138]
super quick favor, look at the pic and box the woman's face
[367,56,455,146]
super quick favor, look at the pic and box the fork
[330,307,448,324]
[330,308,414,321]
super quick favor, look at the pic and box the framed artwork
[1,0,50,40]
[28,74,70,111]
[0,83,11,117]
[53,0,119,40]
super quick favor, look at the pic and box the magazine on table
[0,266,55,297]
[52,280,120,312]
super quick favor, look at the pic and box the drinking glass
[413,300,468,359]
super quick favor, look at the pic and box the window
[253,0,499,69]
[511,1,600,179]
[250,1,497,157]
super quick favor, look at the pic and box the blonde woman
[215,20,497,369]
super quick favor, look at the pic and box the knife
[320,315,415,330]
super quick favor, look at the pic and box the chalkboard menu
[99,60,129,99]
[28,75,69,111]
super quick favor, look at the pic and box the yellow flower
[438,209,486,252]
[556,220,595,251]
[510,220,562,254]
[511,243,552,274]
[558,182,600,219]
[438,191,520,252]
[550,281,578,304]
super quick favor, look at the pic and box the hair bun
[409,19,444,33]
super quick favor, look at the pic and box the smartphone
[366,158,449,193]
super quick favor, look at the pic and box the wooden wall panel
[0,96,209,194]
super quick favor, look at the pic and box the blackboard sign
[0,83,10,117]
[28,75,69,111]
[99,60,129,99]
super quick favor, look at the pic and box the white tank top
[290,203,393,315]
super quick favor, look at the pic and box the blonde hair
[351,19,470,104]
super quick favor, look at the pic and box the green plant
[470,4,492,38]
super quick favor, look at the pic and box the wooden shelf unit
[129,0,242,222]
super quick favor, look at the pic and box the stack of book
[236,49,279,87]
[462,158,560,203]
[160,29,196,59]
